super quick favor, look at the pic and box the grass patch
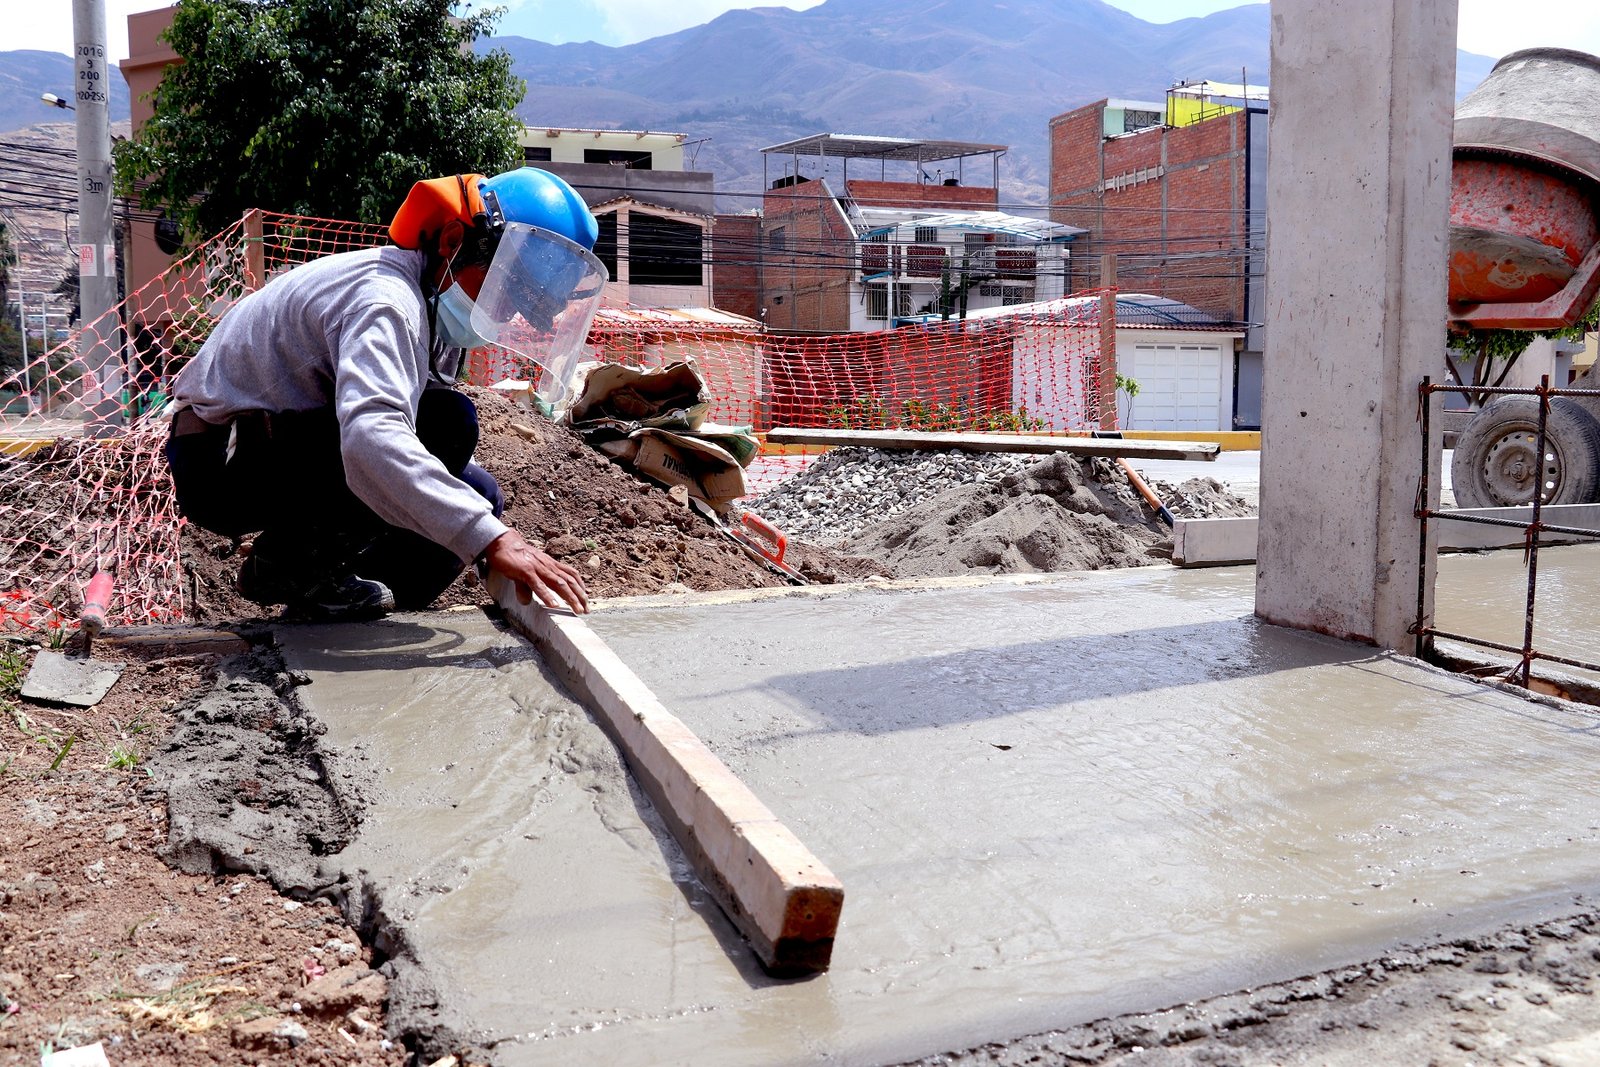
[102,963,264,1033]
[0,646,25,697]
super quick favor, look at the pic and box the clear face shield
[470,222,609,408]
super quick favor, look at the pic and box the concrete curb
[489,573,845,975]
[1174,505,1600,566]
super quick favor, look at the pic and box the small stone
[232,1016,310,1050]
[134,962,187,992]
[298,965,388,1015]
[103,823,126,844]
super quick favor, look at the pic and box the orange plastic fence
[0,211,1107,635]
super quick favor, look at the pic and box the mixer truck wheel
[1450,396,1600,508]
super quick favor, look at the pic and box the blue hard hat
[478,167,599,251]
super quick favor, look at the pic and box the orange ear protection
[388,174,494,264]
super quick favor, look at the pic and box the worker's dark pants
[164,389,503,609]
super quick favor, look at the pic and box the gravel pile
[745,447,1034,546]
[745,447,1258,580]
[1149,476,1258,519]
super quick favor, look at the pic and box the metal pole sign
[73,0,123,430]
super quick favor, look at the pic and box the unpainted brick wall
[710,213,761,321]
[1049,101,1249,319]
[762,179,856,332]
[844,180,997,210]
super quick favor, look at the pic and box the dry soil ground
[8,401,1600,1065]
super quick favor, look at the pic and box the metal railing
[1414,375,1600,688]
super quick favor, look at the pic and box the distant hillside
[486,0,1497,206]
[0,0,1499,210]
[0,49,131,134]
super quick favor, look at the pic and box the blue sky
[15,0,1600,65]
[485,0,1599,57]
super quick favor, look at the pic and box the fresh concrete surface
[274,563,1600,1066]
[1433,541,1600,674]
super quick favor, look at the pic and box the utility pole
[73,0,122,430]
[16,293,33,409]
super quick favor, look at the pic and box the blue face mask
[434,282,493,350]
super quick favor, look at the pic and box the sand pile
[745,447,1254,577]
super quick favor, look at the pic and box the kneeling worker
[165,167,607,620]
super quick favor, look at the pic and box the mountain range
[0,0,1499,210]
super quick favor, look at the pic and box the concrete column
[1255,0,1456,648]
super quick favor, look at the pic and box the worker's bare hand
[484,530,590,614]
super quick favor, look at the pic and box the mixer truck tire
[1450,395,1600,508]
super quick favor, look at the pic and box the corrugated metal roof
[761,133,1008,161]
[959,293,1245,332]
[860,209,1085,242]
[1169,80,1269,102]
[589,194,713,220]
[592,306,763,331]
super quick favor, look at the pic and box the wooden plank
[99,625,253,656]
[488,574,843,975]
[766,427,1220,461]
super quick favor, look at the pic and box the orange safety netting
[1,211,1108,635]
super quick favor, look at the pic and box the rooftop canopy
[859,209,1086,243]
[760,133,1008,162]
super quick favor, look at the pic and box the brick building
[720,135,1082,334]
[1048,87,1269,427]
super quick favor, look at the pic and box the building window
[866,286,888,321]
[584,148,653,169]
[1123,108,1162,132]
[522,146,553,163]
[631,213,703,286]
[594,213,618,281]
[767,226,786,251]
[914,226,938,244]
[865,285,912,321]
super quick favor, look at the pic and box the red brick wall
[710,214,761,321]
[761,179,856,332]
[1049,102,1248,320]
[843,180,997,210]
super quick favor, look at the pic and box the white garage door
[1123,343,1224,430]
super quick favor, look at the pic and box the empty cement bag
[566,360,709,432]
[628,429,748,512]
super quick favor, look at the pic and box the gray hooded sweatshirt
[171,245,509,564]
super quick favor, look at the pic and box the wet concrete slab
[277,565,1600,1066]
[1433,541,1600,675]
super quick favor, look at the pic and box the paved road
[1131,450,1459,508]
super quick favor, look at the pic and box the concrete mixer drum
[1448,47,1600,509]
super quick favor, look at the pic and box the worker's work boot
[287,573,396,622]
[236,530,392,621]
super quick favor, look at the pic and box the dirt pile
[747,448,1255,577]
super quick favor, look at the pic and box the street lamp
[40,93,75,111]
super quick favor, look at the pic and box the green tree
[0,223,18,379]
[1447,300,1600,407]
[114,0,526,240]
